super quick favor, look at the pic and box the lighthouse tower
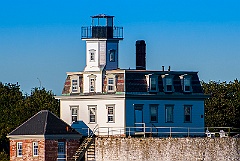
[81,14,123,71]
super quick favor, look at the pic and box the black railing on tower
[81,26,123,39]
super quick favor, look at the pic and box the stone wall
[95,137,240,161]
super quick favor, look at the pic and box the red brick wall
[45,139,80,161]
[66,139,80,160]
[45,140,58,161]
[10,139,45,161]
[10,138,80,161]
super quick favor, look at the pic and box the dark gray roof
[8,110,81,136]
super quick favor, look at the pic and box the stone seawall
[95,137,239,161]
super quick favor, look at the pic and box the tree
[0,82,60,157]
[202,80,240,128]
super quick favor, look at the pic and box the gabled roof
[8,110,80,136]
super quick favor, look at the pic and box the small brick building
[7,110,82,161]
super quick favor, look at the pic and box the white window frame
[33,142,38,156]
[184,105,192,123]
[106,105,115,123]
[89,49,96,62]
[107,77,115,92]
[180,74,192,93]
[90,78,95,92]
[150,104,158,122]
[57,142,66,161]
[165,105,174,123]
[70,106,79,123]
[88,106,97,123]
[17,142,22,157]
[109,49,115,62]
[71,79,79,93]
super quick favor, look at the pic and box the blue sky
[0,0,239,95]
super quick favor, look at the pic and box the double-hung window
[150,104,158,122]
[71,107,78,123]
[90,78,95,92]
[89,49,96,62]
[71,79,78,93]
[17,142,22,157]
[89,106,96,123]
[162,74,174,93]
[184,105,192,122]
[147,74,158,92]
[33,142,38,156]
[108,77,115,92]
[165,105,174,123]
[107,105,115,123]
[183,77,191,92]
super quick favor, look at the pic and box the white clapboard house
[57,14,208,137]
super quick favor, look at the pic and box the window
[165,78,173,92]
[71,107,78,122]
[17,142,22,157]
[108,77,115,92]
[150,104,158,122]
[71,79,78,93]
[147,74,158,92]
[89,49,96,62]
[184,105,192,122]
[107,105,115,123]
[165,105,174,123]
[33,142,38,156]
[57,142,66,161]
[89,106,96,123]
[90,78,95,92]
[109,49,115,62]
[183,77,191,92]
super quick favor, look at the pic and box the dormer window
[166,78,173,92]
[109,49,115,62]
[72,79,78,93]
[146,74,158,92]
[162,74,174,93]
[180,75,192,93]
[89,49,96,62]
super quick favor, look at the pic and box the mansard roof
[125,70,203,94]
[8,110,81,136]
[61,69,204,96]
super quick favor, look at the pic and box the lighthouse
[81,14,123,71]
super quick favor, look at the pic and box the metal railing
[73,124,240,138]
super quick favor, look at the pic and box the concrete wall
[95,137,239,161]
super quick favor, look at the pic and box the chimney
[168,66,171,71]
[162,66,164,71]
[136,40,146,70]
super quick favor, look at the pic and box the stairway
[72,125,98,161]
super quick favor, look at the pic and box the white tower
[81,14,123,71]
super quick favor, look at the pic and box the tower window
[109,49,115,62]
[90,78,95,92]
[89,49,96,62]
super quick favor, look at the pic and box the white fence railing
[73,124,240,138]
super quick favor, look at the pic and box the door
[134,104,143,132]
